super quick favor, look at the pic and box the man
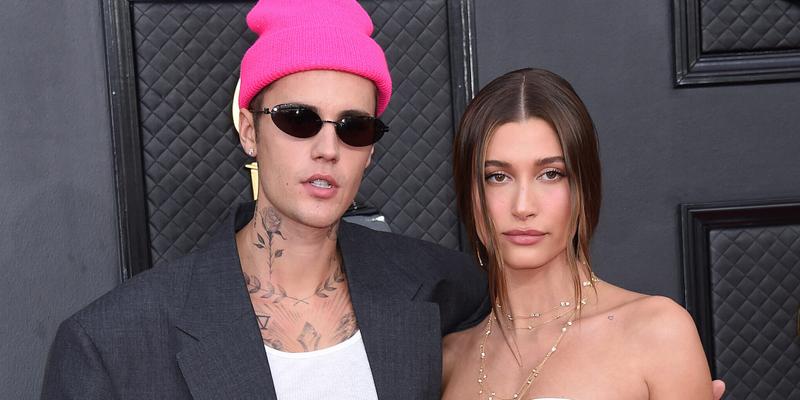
[41,0,488,398]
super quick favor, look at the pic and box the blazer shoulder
[67,252,196,335]
[343,221,480,279]
[342,223,490,333]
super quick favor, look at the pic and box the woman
[442,68,713,399]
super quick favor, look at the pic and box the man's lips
[502,229,546,245]
[303,174,338,199]
[304,174,339,188]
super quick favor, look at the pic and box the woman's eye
[539,169,565,181]
[485,173,509,183]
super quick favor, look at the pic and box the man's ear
[238,108,257,156]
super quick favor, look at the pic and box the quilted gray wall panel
[709,226,800,399]
[701,0,800,53]
[133,3,254,265]
[674,0,800,85]
[131,1,461,265]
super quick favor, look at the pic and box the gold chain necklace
[500,276,596,324]
[510,301,583,331]
[501,300,575,321]
[477,311,575,400]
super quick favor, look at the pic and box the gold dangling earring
[476,249,484,267]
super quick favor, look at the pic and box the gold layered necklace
[476,276,598,399]
[477,310,575,400]
[499,276,597,332]
[502,299,576,321]
[507,300,584,332]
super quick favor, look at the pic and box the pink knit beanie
[238,0,392,116]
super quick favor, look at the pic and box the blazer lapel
[339,223,442,400]
[173,209,277,400]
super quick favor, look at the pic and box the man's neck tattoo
[252,207,286,277]
[244,253,345,306]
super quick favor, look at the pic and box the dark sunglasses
[249,104,388,147]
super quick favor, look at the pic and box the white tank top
[264,330,379,399]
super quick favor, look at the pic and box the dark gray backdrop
[0,1,120,398]
[2,0,799,398]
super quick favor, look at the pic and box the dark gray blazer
[41,204,489,399]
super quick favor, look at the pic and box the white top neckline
[263,330,363,359]
[263,329,378,399]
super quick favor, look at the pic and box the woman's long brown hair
[453,68,602,323]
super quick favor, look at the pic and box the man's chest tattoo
[254,290,358,352]
[296,322,322,351]
[333,312,358,342]
[256,314,270,330]
[258,313,357,352]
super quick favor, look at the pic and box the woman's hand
[712,379,725,400]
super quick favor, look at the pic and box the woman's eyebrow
[485,159,511,168]
[537,156,565,166]
[485,156,564,168]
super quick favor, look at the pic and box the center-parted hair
[453,68,602,320]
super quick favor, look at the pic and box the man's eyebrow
[281,103,372,118]
[279,102,318,113]
[339,108,372,117]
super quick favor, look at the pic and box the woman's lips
[502,230,546,245]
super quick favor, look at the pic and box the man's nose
[310,122,340,162]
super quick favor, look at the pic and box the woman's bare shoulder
[589,282,699,347]
[442,315,487,386]
[623,294,697,337]
[443,325,471,353]
[593,282,711,396]
[443,315,485,358]
[599,280,686,318]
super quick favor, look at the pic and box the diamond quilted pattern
[133,3,255,265]
[701,0,800,53]
[709,226,800,400]
[360,0,460,248]
[132,1,460,265]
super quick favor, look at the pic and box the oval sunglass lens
[273,107,321,138]
[339,117,376,147]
